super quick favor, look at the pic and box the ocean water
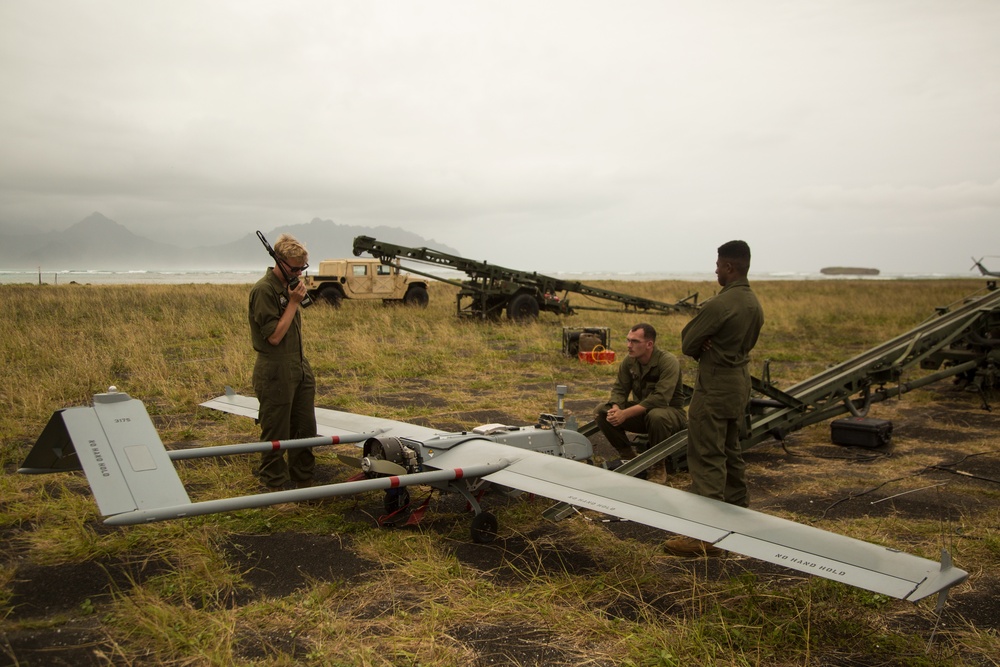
[0,269,264,286]
[0,267,980,286]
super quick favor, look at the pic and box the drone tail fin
[19,391,190,519]
[970,256,999,276]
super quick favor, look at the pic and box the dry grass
[1,277,998,666]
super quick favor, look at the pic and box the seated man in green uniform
[248,233,317,492]
[594,323,687,484]
[664,240,764,556]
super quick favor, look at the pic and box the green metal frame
[352,235,698,319]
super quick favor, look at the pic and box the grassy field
[1,278,998,666]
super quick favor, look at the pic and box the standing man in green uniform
[664,240,764,556]
[248,234,317,492]
[594,323,687,484]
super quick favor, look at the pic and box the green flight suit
[595,347,688,457]
[249,269,317,488]
[681,277,764,506]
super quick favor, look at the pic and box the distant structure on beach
[820,267,880,276]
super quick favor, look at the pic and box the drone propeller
[337,454,407,476]
[337,454,363,468]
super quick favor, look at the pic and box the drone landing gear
[470,511,498,544]
[449,480,499,544]
[384,488,411,515]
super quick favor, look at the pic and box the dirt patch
[451,525,603,586]
[409,410,523,433]
[222,532,375,605]
[361,392,452,411]
[448,623,577,667]
[1,619,116,667]
[2,556,171,667]
[7,556,171,621]
[232,626,312,663]
[564,398,600,416]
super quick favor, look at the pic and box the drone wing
[427,440,967,603]
[201,388,445,441]
[20,391,500,526]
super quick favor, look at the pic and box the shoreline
[0,269,986,286]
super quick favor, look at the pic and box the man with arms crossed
[664,240,764,556]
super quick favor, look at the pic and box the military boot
[614,444,637,461]
[663,536,723,557]
[645,459,667,485]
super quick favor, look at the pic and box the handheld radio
[256,230,312,308]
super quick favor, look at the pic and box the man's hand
[606,404,625,427]
[288,280,308,305]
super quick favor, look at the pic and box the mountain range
[0,213,461,271]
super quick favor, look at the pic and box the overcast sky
[1,1,997,275]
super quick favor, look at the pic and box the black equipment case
[830,417,893,449]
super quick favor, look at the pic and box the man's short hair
[274,234,308,263]
[630,323,656,342]
[718,240,751,275]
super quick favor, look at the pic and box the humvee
[302,258,429,307]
